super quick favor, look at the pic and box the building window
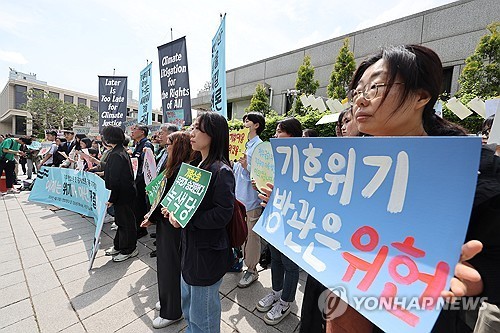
[78,97,87,106]
[15,115,27,135]
[33,88,45,98]
[227,102,233,120]
[441,67,453,95]
[90,100,98,111]
[64,94,74,104]
[49,91,59,99]
[14,85,27,109]
[158,114,163,123]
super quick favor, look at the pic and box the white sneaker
[112,248,138,262]
[152,316,182,329]
[155,301,161,311]
[7,188,20,194]
[256,290,282,312]
[105,246,120,256]
[238,270,258,288]
[110,223,118,231]
[264,299,291,325]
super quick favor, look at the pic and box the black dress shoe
[150,233,156,238]
[137,228,148,239]
[150,250,157,257]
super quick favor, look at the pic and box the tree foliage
[291,55,320,116]
[458,22,500,102]
[445,22,500,134]
[245,84,273,116]
[327,38,356,100]
[24,89,98,137]
[227,110,337,142]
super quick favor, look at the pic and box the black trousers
[299,274,327,333]
[0,159,16,188]
[113,204,137,254]
[156,217,182,319]
[134,176,148,233]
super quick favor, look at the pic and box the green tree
[245,84,273,116]
[327,38,356,100]
[24,89,97,136]
[445,22,500,134]
[291,55,320,116]
[458,22,500,102]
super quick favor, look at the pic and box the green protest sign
[250,141,274,192]
[160,163,211,228]
[145,170,168,218]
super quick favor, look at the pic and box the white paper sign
[326,98,344,113]
[143,148,157,186]
[487,114,500,145]
[485,98,500,118]
[446,97,472,120]
[467,97,486,119]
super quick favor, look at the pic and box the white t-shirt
[43,142,58,165]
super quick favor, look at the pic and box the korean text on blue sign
[253,137,481,333]
[210,15,226,118]
[138,63,153,125]
[28,167,110,270]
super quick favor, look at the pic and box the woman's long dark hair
[164,131,196,178]
[196,112,230,169]
[350,45,467,136]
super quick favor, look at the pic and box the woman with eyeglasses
[327,45,490,333]
[162,112,235,333]
[141,131,195,329]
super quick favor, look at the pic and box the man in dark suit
[62,130,76,154]
[130,123,154,239]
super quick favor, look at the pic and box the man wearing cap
[38,131,58,168]
[131,123,154,239]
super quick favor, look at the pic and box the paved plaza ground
[0,177,306,333]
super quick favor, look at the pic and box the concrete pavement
[0,183,306,333]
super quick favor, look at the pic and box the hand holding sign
[160,163,211,228]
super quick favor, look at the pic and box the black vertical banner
[158,37,192,127]
[98,76,128,132]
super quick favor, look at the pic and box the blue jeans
[269,244,300,302]
[181,275,223,333]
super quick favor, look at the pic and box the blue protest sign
[138,63,153,125]
[253,137,481,333]
[28,167,110,270]
[211,15,226,118]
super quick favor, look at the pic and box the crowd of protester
[1,44,498,333]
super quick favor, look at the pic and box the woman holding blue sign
[163,112,234,333]
[258,45,486,332]
[345,44,487,333]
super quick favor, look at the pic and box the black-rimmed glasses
[348,82,404,105]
